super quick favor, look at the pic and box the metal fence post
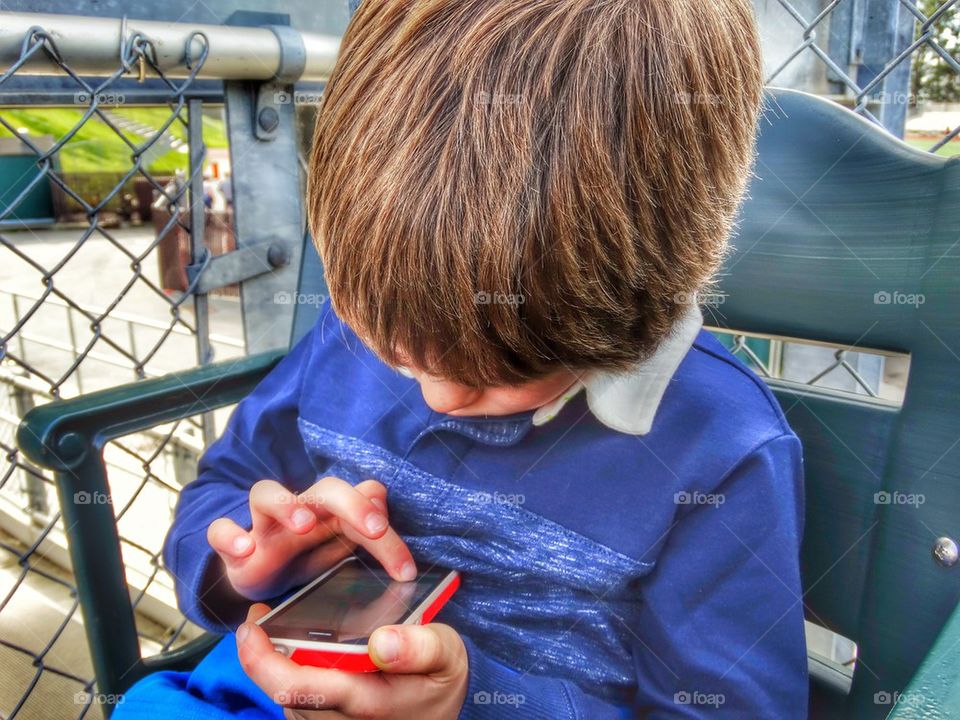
[10,382,48,517]
[187,97,217,446]
[223,14,309,354]
[857,0,919,136]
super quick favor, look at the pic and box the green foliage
[0,106,228,174]
[912,0,960,103]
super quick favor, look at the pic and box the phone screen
[261,559,448,644]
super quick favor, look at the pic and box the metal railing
[0,12,339,81]
[0,1,955,718]
[3,289,244,391]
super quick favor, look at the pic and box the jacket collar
[395,305,704,437]
[532,306,704,435]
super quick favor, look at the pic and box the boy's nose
[419,380,482,415]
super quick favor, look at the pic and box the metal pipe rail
[0,11,340,81]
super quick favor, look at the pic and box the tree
[911,0,960,103]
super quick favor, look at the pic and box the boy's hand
[206,477,416,601]
[237,603,469,720]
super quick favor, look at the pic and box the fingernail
[291,508,313,528]
[236,624,249,644]
[233,535,252,554]
[365,512,388,534]
[371,629,400,664]
[399,560,417,582]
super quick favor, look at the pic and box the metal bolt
[56,431,87,464]
[258,106,280,133]
[267,242,289,268]
[933,537,959,568]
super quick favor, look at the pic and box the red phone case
[259,561,461,673]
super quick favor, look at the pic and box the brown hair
[308,0,764,387]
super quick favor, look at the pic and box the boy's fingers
[236,617,364,712]
[246,603,272,622]
[296,476,413,580]
[207,517,255,561]
[297,476,389,540]
[340,521,417,582]
[286,540,357,588]
[249,480,317,535]
[354,479,389,516]
[368,623,466,679]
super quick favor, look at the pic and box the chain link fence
[716,0,957,402]
[0,19,235,720]
[0,1,955,718]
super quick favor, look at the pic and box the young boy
[117,0,808,717]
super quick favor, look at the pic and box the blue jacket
[119,300,807,719]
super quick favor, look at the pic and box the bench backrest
[716,87,960,717]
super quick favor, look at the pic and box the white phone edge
[255,556,459,654]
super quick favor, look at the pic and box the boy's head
[308,0,764,389]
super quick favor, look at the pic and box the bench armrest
[15,351,284,710]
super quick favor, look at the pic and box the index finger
[297,476,390,540]
[299,477,416,581]
[339,521,418,583]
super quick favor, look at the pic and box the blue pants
[113,635,282,720]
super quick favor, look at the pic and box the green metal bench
[16,87,960,718]
[717,88,960,719]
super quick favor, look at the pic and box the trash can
[153,183,237,296]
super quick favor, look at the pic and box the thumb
[368,623,466,678]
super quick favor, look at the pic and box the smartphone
[256,556,460,672]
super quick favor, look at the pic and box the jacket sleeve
[629,433,808,718]
[161,312,325,633]
[458,433,807,719]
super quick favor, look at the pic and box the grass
[905,138,960,157]
[0,106,229,173]
[111,107,228,147]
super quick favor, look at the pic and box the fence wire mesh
[0,1,955,718]
[0,18,242,720]
[761,0,959,151]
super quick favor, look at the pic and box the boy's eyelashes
[395,364,456,386]
[394,364,485,395]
